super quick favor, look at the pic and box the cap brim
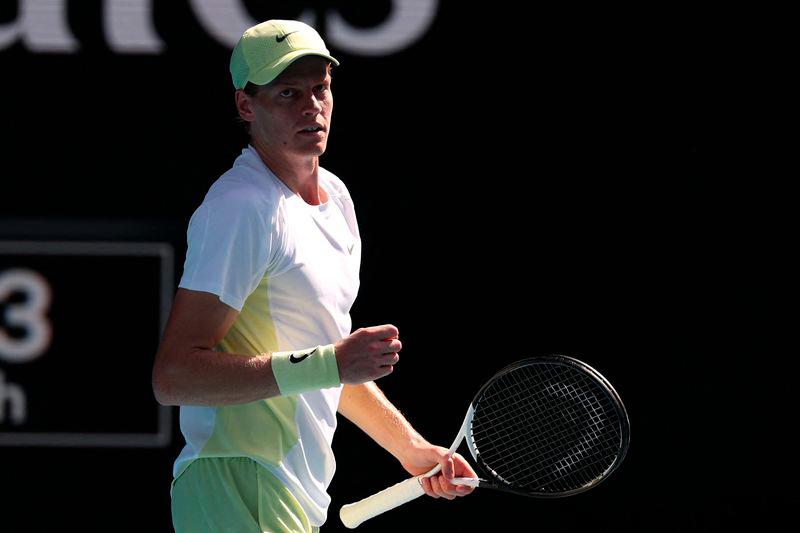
[246,50,340,87]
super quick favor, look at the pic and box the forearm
[153,348,280,406]
[338,382,428,462]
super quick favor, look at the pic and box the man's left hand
[400,443,477,499]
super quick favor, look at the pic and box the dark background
[1,1,789,532]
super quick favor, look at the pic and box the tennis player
[152,19,475,532]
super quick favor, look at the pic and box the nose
[302,93,323,116]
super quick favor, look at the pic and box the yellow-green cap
[230,19,339,90]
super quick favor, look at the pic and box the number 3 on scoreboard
[0,268,53,363]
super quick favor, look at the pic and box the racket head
[464,355,630,498]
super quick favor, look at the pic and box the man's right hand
[334,325,402,383]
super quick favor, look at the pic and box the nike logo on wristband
[289,347,317,364]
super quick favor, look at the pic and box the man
[152,19,475,532]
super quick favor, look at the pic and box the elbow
[152,355,180,406]
[152,377,174,406]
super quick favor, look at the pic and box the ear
[235,89,256,123]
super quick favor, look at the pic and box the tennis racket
[339,355,630,528]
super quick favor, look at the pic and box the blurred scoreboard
[0,240,173,447]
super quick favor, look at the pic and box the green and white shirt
[173,146,361,526]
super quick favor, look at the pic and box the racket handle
[340,475,426,528]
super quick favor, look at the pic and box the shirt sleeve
[178,191,275,311]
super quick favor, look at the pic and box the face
[240,56,333,158]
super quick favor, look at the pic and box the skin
[153,55,476,500]
[234,56,333,206]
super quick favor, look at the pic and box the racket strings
[471,362,623,494]
[476,377,616,490]
[481,369,620,490]
[488,371,620,490]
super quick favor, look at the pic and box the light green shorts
[171,457,319,533]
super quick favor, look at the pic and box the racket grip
[340,475,426,528]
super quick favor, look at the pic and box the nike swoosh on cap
[276,31,298,42]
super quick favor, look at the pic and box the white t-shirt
[173,145,361,526]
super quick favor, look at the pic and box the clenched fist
[334,325,402,383]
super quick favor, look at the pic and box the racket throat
[421,405,475,480]
[444,406,482,487]
[448,405,474,454]
[451,477,482,487]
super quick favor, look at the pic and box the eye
[279,88,294,98]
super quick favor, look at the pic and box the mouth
[298,125,325,134]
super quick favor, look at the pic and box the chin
[297,143,327,157]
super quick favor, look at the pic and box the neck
[251,139,327,205]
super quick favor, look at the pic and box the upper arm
[154,288,239,373]
[180,193,275,311]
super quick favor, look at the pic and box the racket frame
[464,355,631,498]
